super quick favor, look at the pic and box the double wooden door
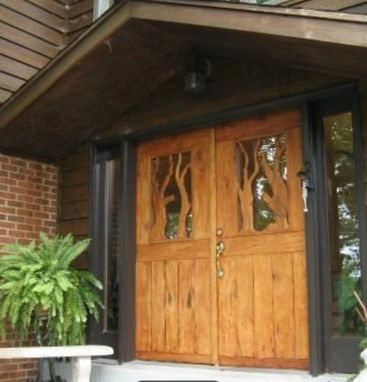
[135,109,309,369]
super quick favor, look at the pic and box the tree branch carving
[260,137,289,230]
[175,153,192,239]
[151,156,175,240]
[236,139,260,232]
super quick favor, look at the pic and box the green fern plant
[0,233,103,346]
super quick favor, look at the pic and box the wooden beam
[131,0,367,48]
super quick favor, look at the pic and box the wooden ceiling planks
[149,21,367,79]
[0,21,189,158]
[0,0,94,106]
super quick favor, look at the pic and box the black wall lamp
[184,58,212,94]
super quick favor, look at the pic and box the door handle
[216,241,225,279]
[297,162,313,213]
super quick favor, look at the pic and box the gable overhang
[1,0,367,159]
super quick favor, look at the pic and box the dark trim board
[300,102,325,376]
[118,140,137,362]
[90,82,364,375]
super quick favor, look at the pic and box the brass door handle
[216,241,225,279]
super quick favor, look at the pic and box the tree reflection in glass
[324,112,363,335]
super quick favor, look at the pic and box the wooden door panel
[136,258,211,361]
[273,252,295,359]
[220,232,305,257]
[136,109,308,369]
[137,240,210,262]
[136,129,213,364]
[216,109,309,369]
[293,251,309,359]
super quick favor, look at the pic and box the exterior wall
[0,0,94,104]
[58,145,90,269]
[0,154,58,382]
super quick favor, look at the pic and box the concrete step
[86,360,350,382]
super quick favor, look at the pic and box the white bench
[355,348,367,382]
[0,345,113,382]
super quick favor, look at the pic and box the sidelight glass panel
[323,112,363,336]
[103,158,121,332]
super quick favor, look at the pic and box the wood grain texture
[164,260,179,353]
[58,145,91,269]
[216,110,308,368]
[136,129,212,362]
[136,261,151,351]
[151,261,166,352]
[136,110,308,368]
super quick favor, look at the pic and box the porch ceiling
[1,0,367,160]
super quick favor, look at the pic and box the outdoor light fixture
[184,58,212,94]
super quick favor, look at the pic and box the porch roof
[1,0,367,160]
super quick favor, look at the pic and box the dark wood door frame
[90,82,363,376]
[308,92,367,373]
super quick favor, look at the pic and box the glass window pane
[104,158,121,332]
[323,112,362,336]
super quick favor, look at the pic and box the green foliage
[0,233,102,346]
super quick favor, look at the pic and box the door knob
[216,228,224,237]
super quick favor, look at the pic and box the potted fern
[0,233,103,382]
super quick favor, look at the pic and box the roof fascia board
[135,0,367,23]
[0,1,132,130]
[131,0,367,47]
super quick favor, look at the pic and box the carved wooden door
[135,110,308,368]
[135,129,215,364]
[216,109,309,368]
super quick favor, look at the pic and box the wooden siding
[0,0,94,104]
[58,144,90,269]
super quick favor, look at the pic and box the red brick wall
[0,154,58,382]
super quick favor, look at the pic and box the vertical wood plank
[178,260,196,354]
[151,261,166,352]
[218,258,238,357]
[253,254,275,358]
[135,262,151,352]
[209,128,218,364]
[194,259,211,355]
[191,131,211,240]
[293,251,309,359]
[165,260,179,353]
[236,256,255,357]
[215,139,238,237]
[136,154,151,245]
[273,253,295,359]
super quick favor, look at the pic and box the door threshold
[91,359,350,382]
